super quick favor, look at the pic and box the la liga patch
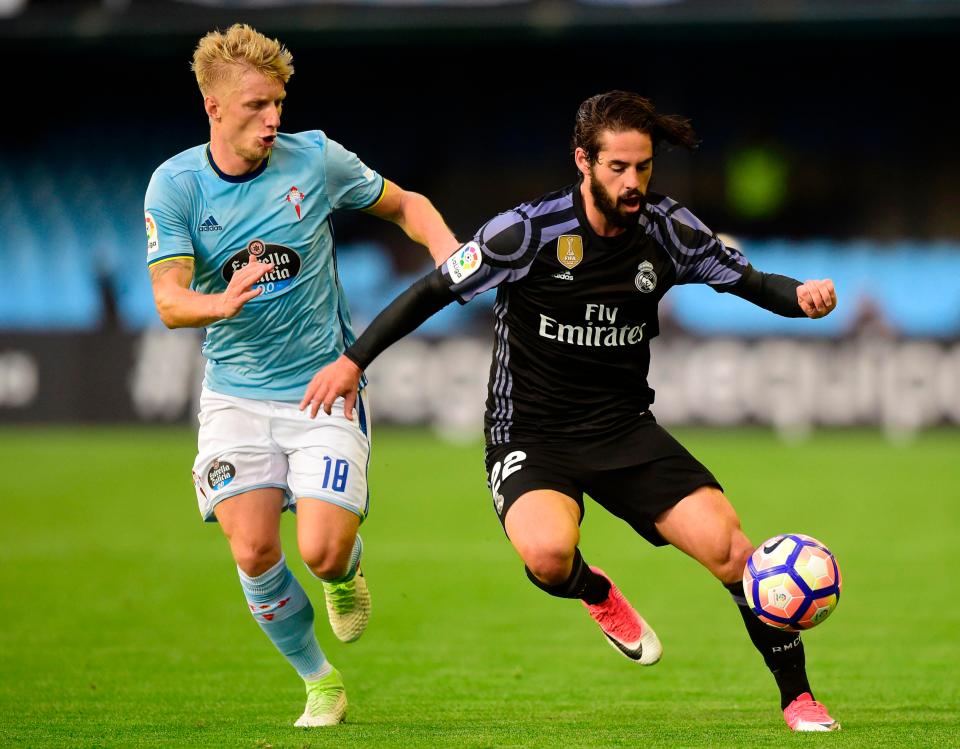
[144,211,159,255]
[446,241,482,283]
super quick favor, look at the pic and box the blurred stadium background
[0,0,958,437]
[1,2,959,747]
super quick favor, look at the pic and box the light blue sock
[238,556,328,680]
[314,534,364,584]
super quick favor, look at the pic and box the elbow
[399,189,441,228]
[391,190,418,224]
[158,312,181,330]
[153,295,182,329]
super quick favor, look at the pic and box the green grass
[1,426,958,747]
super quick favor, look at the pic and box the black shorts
[484,413,720,546]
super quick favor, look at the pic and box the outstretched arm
[300,268,456,418]
[149,254,274,328]
[365,180,460,266]
[726,265,837,319]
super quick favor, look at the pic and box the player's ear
[574,147,591,177]
[204,95,221,123]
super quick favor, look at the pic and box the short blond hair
[191,24,294,96]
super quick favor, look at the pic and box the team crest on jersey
[144,211,158,255]
[446,242,482,283]
[285,186,306,220]
[635,261,658,293]
[557,235,583,269]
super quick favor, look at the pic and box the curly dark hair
[572,91,699,163]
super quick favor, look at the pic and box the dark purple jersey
[440,180,748,444]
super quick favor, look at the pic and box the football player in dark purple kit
[301,91,840,732]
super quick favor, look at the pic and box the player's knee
[713,534,754,584]
[522,543,576,586]
[301,543,351,580]
[306,558,349,581]
[232,540,282,577]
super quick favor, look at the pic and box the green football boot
[322,567,371,643]
[295,667,347,727]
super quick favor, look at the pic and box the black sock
[525,548,611,604]
[724,581,812,709]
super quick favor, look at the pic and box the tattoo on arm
[149,258,194,286]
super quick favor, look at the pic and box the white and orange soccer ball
[743,534,842,632]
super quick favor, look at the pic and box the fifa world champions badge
[285,186,306,220]
[557,235,584,269]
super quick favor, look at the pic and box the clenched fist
[797,279,837,319]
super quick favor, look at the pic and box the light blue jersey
[144,131,384,401]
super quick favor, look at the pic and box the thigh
[192,389,290,522]
[213,487,286,575]
[654,486,754,582]
[276,390,372,520]
[485,443,584,531]
[504,489,582,552]
[588,430,720,547]
[296,497,362,561]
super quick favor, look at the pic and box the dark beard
[588,172,645,230]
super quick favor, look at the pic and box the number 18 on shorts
[191,388,371,521]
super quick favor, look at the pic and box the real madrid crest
[557,235,584,269]
[635,261,658,293]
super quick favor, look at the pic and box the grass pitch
[0,426,958,748]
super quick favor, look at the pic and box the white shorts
[191,387,371,522]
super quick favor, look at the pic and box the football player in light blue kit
[144,24,458,727]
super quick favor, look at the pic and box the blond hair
[191,24,294,96]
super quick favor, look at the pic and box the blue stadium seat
[876,243,960,336]
[3,149,959,337]
[667,240,960,337]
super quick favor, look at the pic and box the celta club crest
[557,235,584,269]
[285,186,306,220]
[635,261,658,293]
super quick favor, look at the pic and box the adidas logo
[198,215,223,232]
[552,271,574,281]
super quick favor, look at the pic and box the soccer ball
[742,533,842,632]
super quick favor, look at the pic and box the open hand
[218,254,275,319]
[300,355,363,419]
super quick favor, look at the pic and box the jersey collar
[205,144,270,183]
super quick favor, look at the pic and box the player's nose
[264,104,281,129]
[623,168,641,189]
